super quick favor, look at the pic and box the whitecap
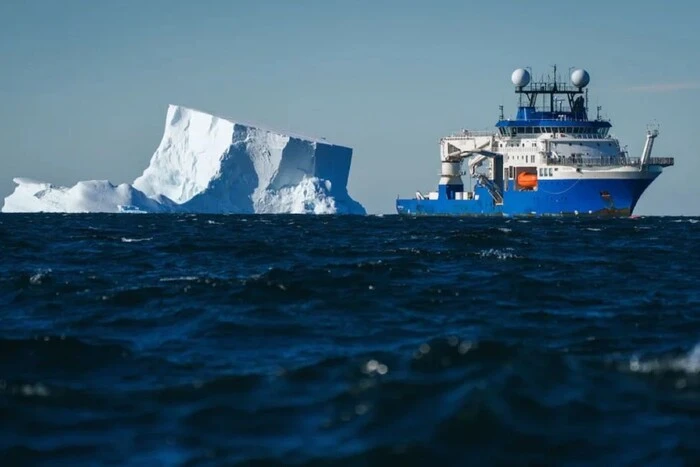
[29,269,51,285]
[477,248,519,260]
[121,237,153,243]
[627,343,700,375]
[19,383,50,397]
[160,276,199,282]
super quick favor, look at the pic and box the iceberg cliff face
[2,105,365,215]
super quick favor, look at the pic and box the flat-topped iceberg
[2,105,365,214]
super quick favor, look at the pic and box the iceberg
[1,178,174,214]
[2,105,365,215]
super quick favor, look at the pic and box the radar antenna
[511,65,590,117]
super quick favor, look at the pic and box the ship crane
[639,126,659,170]
[446,148,503,175]
[445,141,499,175]
[444,146,505,204]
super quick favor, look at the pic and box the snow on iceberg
[2,105,366,214]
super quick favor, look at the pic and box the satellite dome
[571,69,590,88]
[511,68,531,88]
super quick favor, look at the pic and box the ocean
[1,213,699,466]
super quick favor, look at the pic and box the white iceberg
[2,105,365,215]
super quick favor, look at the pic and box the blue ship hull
[396,176,658,217]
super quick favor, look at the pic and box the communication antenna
[647,120,660,136]
[499,105,504,120]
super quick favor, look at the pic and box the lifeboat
[517,172,538,189]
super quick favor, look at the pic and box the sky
[1,0,699,215]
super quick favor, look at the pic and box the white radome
[511,68,531,88]
[571,69,590,88]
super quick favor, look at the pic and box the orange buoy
[517,172,538,188]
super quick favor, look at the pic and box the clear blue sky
[2,0,699,214]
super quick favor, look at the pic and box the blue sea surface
[1,214,699,466]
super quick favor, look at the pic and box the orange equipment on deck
[517,172,538,189]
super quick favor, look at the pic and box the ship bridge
[496,66,612,137]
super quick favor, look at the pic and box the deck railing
[647,157,675,166]
[546,156,674,167]
[444,130,497,139]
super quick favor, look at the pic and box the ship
[395,67,674,216]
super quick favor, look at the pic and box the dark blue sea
[1,214,699,466]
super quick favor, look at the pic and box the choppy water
[1,214,699,466]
